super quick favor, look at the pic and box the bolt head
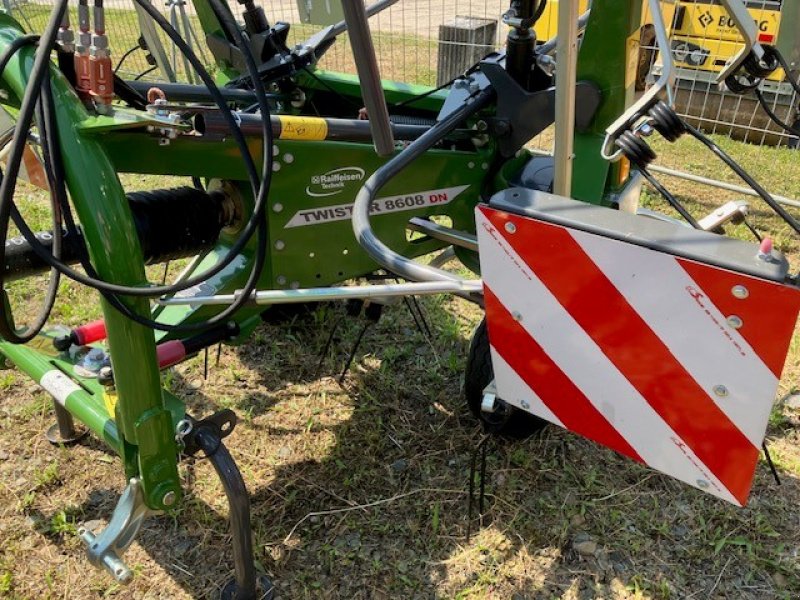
[713,385,729,398]
[505,222,517,234]
[726,315,743,329]
[520,399,530,410]
[162,491,176,507]
[696,479,709,489]
[275,240,285,251]
[731,285,749,299]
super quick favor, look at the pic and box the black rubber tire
[463,318,548,439]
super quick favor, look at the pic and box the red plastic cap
[759,237,774,257]
[74,319,107,345]
[157,340,187,369]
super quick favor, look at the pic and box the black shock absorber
[3,186,234,282]
[237,0,269,35]
[503,0,540,89]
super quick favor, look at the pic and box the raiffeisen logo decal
[306,167,366,197]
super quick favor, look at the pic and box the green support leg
[0,19,182,511]
[572,0,643,204]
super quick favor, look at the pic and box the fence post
[437,16,497,86]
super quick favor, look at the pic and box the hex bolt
[512,311,523,322]
[505,222,517,234]
[162,491,176,507]
[520,399,530,410]
[713,385,729,398]
[726,315,743,329]
[696,479,709,489]
[273,203,283,213]
[274,240,285,251]
[276,275,287,285]
[284,153,295,164]
[731,285,749,299]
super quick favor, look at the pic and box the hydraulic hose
[0,1,67,343]
[0,0,275,334]
[352,87,495,284]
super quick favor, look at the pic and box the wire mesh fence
[5,0,798,148]
[643,0,799,148]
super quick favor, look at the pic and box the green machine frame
[0,0,662,596]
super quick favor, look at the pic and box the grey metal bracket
[79,478,157,583]
[481,380,498,414]
[717,0,767,84]
[698,200,751,232]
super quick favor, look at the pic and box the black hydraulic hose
[0,1,66,343]
[0,0,273,333]
[639,168,702,229]
[533,0,548,23]
[2,77,66,343]
[684,122,800,237]
[755,87,800,138]
[113,44,138,74]
[133,65,157,80]
[0,34,39,69]
[4,0,270,299]
[352,88,495,283]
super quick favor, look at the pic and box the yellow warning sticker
[278,116,329,141]
[103,390,117,417]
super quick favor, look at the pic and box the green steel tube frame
[0,15,181,511]
[0,0,645,519]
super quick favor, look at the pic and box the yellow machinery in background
[536,0,796,145]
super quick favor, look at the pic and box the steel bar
[530,146,800,210]
[133,0,176,82]
[124,80,262,104]
[407,217,478,251]
[648,164,800,209]
[340,0,395,155]
[0,342,121,451]
[193,429,258,600]
[195,112,469,143]
[157,280,484,306]
[538,10,591,56]
[553,0,579,197]
[326,0,401,41]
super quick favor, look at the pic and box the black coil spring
[616,130,656,168]
[725,71,761,94]
[743,46,780,79]
[648,101,685,142]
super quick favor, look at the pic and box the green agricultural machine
[0,0,798,597]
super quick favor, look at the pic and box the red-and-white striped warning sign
[476,205,800,505]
